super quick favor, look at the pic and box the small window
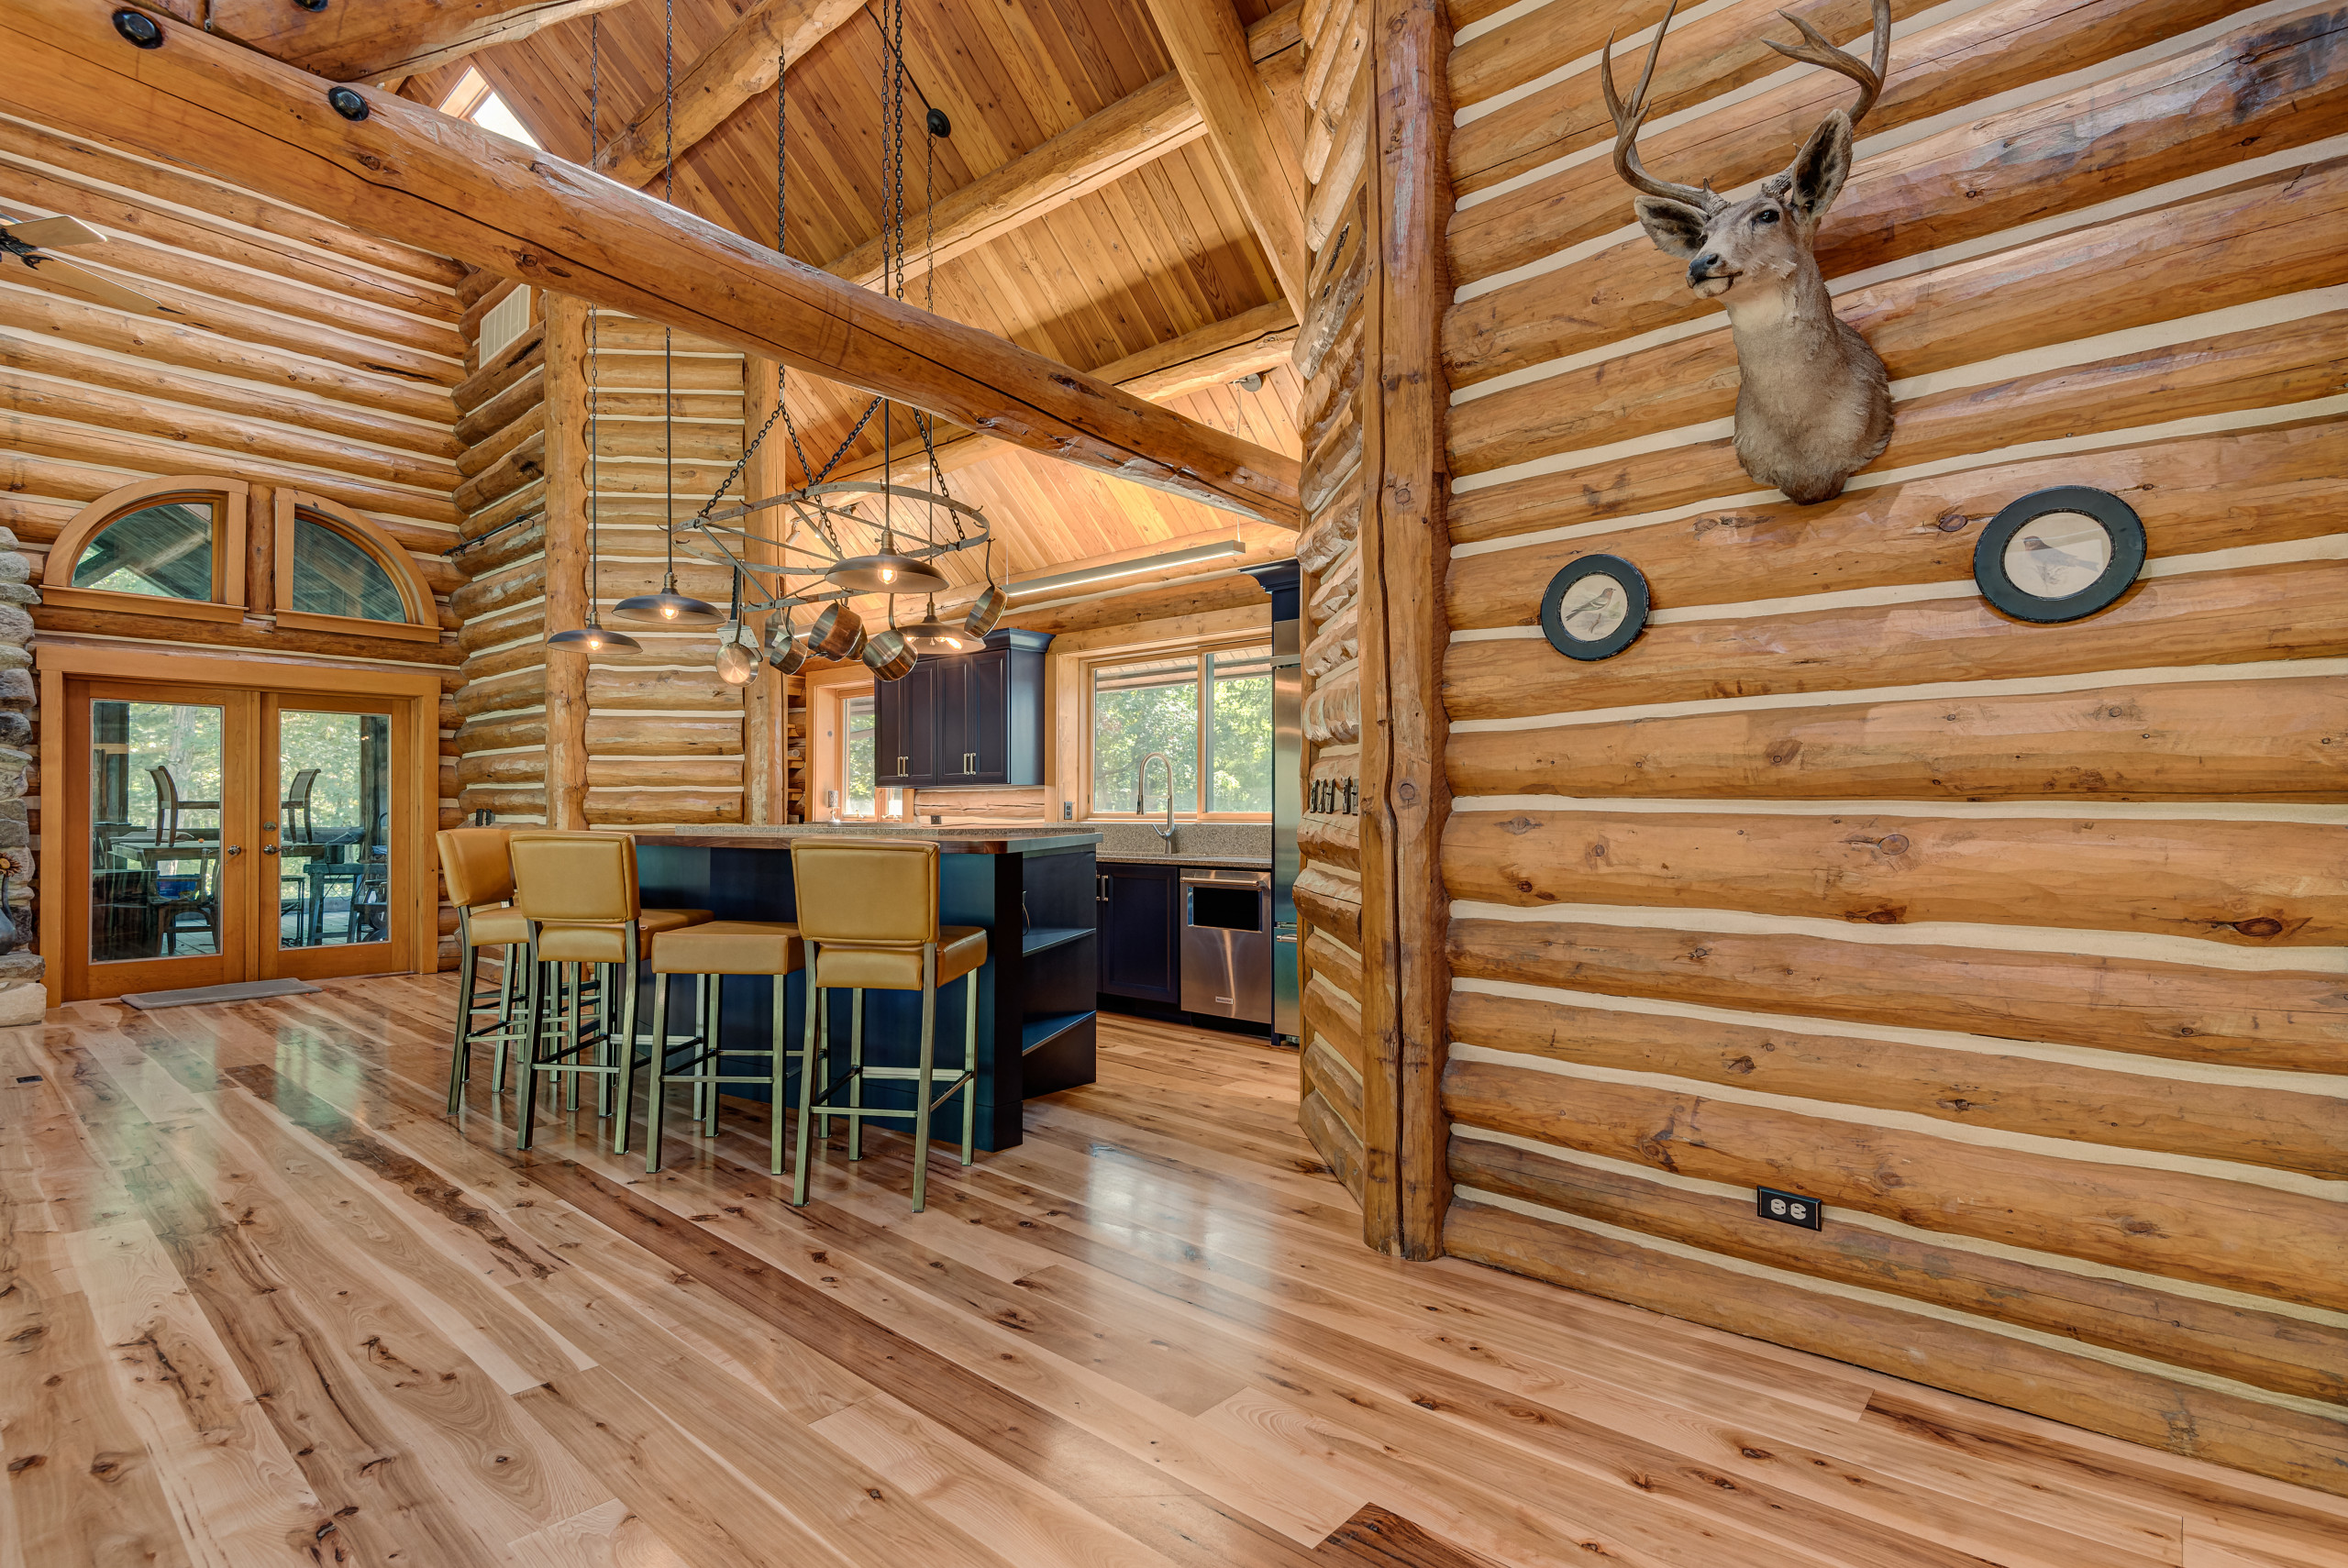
[843,695,877,816]
[441,66,539,149]
[270,491,437,643]
[291,512,405,623]
[47,478,248,624]
[72,495,220,601]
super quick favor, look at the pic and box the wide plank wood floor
[6,975,2345,1567]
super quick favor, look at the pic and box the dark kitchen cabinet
[1096,860,1180,1004]
[874,628,1048,789]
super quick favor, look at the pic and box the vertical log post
[1358,0,1454,1259]
[542,293,592,831]
[744,356,789,823]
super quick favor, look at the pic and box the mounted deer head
[1605,0,1895,504]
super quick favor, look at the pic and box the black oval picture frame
[1973,486,2146,624]
[1540,554,1650,661]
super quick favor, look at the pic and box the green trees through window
[1091,644,1273,817]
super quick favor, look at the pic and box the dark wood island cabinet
[632,826,1097,1151]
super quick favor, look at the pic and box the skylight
[440,67,539,149]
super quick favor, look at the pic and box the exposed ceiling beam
[204,0,635,84]
[3,0,1298,523]
[830,300,1299,503]
[1137,0,1312,323]
[592,0,866,191]
[823,2,1301,289]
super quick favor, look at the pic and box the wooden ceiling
[414,0,1302,589]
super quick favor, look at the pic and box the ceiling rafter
[591,0,868,190]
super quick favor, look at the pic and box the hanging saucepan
[805,601,864,658]
[763,612,808,674]
[964,581,1007,638]
[862,627,916,682]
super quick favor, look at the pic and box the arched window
[271,492,438,644]
[46,477,249,624]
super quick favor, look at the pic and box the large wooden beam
[205,0,634,83]
[593,0,866,191]
[824,5,1303,290]
[0,0,1299,525]
[1140,0,1313,322]
[831,300,1300,492]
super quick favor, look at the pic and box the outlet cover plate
[1757,1187,1823,1231]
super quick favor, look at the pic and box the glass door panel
[266,697,407,980]
[66,682,258,999]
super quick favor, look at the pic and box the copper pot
[763,616,808,674]
[861,627,916,682]
[964,581,1007,638]
[805,601,864,658]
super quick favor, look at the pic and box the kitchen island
[631,826,1100,1151]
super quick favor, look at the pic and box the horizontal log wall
[1434,0,2348,1498]
[1291,15,1374,1219]
[0,114,468,967]
[454,303,748,831]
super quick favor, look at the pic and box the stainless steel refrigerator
[1246,561,1303,1042]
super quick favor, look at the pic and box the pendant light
[615,0,720,630]
[548,17,641,655]
[903,595,977,655]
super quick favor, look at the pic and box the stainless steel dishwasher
[1180,867,1272,1024]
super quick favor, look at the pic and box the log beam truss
[0,0,1300,525]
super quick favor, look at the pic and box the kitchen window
[1089,643,1274,819]
[842,693,877,816]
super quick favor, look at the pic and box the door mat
[121,977,321,1010]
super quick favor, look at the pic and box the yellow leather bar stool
[437,827,531,1114]
[788,838,983,1211]
[637,922,804,1173]
[508,831,711,1152]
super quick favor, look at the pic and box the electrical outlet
[1062,801,1072,820]
[1756,1187,1823,1231]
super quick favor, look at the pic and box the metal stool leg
[703,975,724,1138]
[643,970,673,1172]
[909,947,939,1213]
[515,955,548,1150]
[847,988,866,1162]
[961,968,978,1166]
[612,953,642,1154]
[446,938,479,1113]
[792,976,825,1205]
[769,973,790,1176]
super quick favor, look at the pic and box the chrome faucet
[1135,752,1177,851]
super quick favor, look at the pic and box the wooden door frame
[38,643,442,1001]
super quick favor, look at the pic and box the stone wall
[0,526,42,1024]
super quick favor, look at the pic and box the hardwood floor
[6,977,2345,1568]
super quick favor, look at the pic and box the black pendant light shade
[904,597,979,655]
[825,552,950,594]
[614,570,725,627]
[547,617,642,654]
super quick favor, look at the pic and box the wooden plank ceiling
[413,0,1302,591]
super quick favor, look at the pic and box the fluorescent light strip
[1001,539,1246,601]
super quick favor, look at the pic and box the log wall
[0,112,470,968]
[1431,0,2348,1497]
[451,300,750,830]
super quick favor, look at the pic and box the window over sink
[1088,642,1274,820]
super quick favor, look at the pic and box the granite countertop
[637,826,1103,856]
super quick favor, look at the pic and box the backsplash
[1091,823,1272,861]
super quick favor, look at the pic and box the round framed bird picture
[1539,554,1651,661]
[1973,486,2146,624]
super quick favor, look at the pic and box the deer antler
[1600,0,1722,214]
[1767,0,1892,131]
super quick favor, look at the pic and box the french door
[63,679,417,1000]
